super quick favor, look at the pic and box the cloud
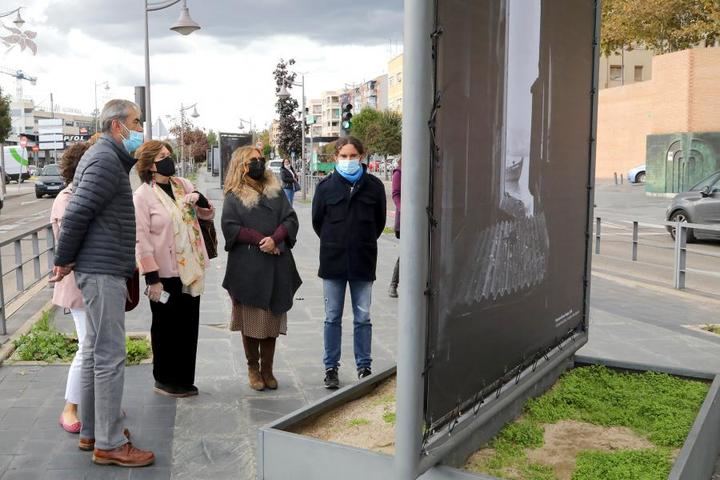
[42,0,403,51]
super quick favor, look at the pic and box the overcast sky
[0,0,403,134]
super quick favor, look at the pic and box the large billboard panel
[424,0,598,431]
[219,133,253,187]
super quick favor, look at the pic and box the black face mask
[247,160,265,180]
[154,157,176,177]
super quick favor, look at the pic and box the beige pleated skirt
[230,301,287,339]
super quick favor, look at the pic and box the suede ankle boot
[242,335,265,391]
[259,337,278,390]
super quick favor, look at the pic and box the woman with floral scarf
[134,140,214,397]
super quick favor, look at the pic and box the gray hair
[100,99,141,133]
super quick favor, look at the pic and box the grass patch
[382,410,396,425]
[12,310,152,366]
[573,449,673,480]
[13,310,77,362]
[126,336,152,365]
[468,366,709,479]
[526,365,707,448]
[383,226,395,235]
[702,324,720,335]
[348,418,370,427]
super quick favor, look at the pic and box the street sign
[40,142,64,150]
[19,136,27,148]
[64,135,90,143]
[40,134,63,142]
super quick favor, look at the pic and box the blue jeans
[283,187,295,205]
[323,279,373,370]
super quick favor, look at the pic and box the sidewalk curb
[0,300,55,365]
[592,269,720,306]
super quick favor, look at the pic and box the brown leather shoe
[92,442,155,467]
[79,428,130,451]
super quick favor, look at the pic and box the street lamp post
[0,6,25,28]
[94,81,110,133]
[277,75,306,199]
[144,0,200,139]
[179,102,199,177]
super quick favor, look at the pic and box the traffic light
[341,103,353,135]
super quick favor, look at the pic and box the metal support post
[0,252,5,335]
[144,1,153,139]
[632,221,638,261]
[595,217,601,254]
[14,240,24,293]
[674,222,687,289]
[46,225,54,271]
[394,0,432,478]
[32,232,40,280]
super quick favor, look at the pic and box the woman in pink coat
[52,142,92,433]
[133,140,214,397]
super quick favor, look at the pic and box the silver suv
[666,170,720,241]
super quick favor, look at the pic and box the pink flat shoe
[59,415,82,434]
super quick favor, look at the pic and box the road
[593,180,720,296]
[0,181,56,242]
[0,182,57,310]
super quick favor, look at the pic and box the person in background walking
[52,99,154,467]
[389,156,401,298]
[221,147,302,391]
[312,136,386,389]
[133,140,215,398]
[52,141,92,434]
[280,158,299,205]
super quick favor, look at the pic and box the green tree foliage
[601,0,720,55]
[169,121,210,162]
[0,87,11,143]
[206,129,218,147]
[350,109,402,158]
[273,59,301,158]
[349,108,383,155]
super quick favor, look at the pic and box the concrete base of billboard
[256,356,720,480]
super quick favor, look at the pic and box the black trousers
[149,277,200,387]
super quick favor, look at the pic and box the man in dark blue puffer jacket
[52,99,155,468]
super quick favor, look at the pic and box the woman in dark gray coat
[221,146,301,391]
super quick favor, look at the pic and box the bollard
[632,221,639,261]
[673,222,687,289]
[620,174,624,185]
[595,217,601,254]
[614,172,618,185]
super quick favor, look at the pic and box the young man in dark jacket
[52,99,155,467]
[311,136,387,389]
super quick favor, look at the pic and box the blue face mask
[120,124,144,154]
[336,159,361,175]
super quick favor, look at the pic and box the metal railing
[300,173,326,201]
[593,217,720,291]
[0,223,55,335]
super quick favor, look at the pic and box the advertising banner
[424,0,598,431]
[219,133,252,187]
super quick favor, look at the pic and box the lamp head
[170,7,201,36]
[277,84,290,99]
[191,106,199,118]
[13,10,25,29]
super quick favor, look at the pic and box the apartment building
[388,53,404,113]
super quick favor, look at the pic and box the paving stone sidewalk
[1,170,720,479]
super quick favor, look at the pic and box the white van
[2,146,31,183]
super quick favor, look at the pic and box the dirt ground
[292,378,662,480]
[291,376,398,454]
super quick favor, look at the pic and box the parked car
[665,170,720,242]
[34,164,65,198]
[627,164,646,184]
[267,159,283,174]
[368,160,380,172]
